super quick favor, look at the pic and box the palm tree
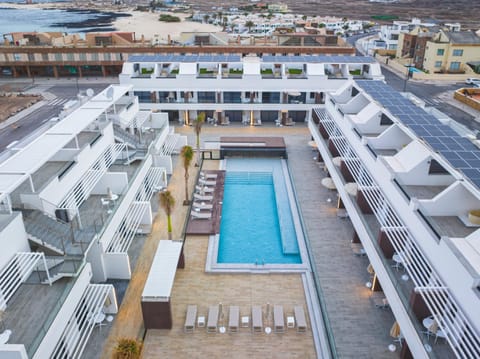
[159,190,175,240]
[245,20,254,33]
[180,145,194,205]
[193,112,205,167]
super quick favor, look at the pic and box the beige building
[423,30,480,74]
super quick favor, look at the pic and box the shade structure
[308,140,318,148]
[390,321,401,338]
[344,182,359,196]
[321,177,336,190]
[332,156,343,167]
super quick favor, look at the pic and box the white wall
[0,345,29,359]
[33,263,92,359]
[103,252,131,279]
[91,172,129,195]
[0,213,29,268]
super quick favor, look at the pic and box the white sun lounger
[184,305,197,333]
[207,305,219,333]
[191,210,212,219]
[200,172,218,179]
[199,178,216,186]
[294,306,307,333]
[193,201,213,210]
[194,193,213,201]
[274,305,285,333]
[252,305,263,333]
[195,185,214,193]
[228,306,239,333]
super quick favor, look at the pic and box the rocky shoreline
[49,8,131,30]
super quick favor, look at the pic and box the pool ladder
[255,258,266,266]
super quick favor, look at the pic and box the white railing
[0,252,50,310]
[50,284,112,359]
[59,143,126,212]
[315,108,480,359]
[107,167,165,253]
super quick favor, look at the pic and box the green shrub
[114,338,142,359]
[141,68,154,74]
[229,68,243,74]
[349,69,361,75]
[288,68,303,75]
[199,68,214,74]
[261,68,273,74]
[159,14,181,22]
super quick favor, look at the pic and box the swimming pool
[217,158,302,264]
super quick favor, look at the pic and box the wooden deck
[186,170,225,235]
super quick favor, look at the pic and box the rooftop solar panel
[356,80,480,189]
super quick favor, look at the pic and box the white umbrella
[332,156,343,167]
[321,177,336,190]
[344,182,358,196]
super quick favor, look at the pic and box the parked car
[466,78,480,85]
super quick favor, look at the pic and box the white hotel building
[118,53,480,358]
[0,85,184,358]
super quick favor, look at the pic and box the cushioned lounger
[207,305,219,333]
[184,305,197,333]
[274,305,285,333]
[252,305,263,333]
[228,306,239,333]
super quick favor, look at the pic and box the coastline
[0,2,222,40]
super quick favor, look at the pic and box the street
[0,82,112,151]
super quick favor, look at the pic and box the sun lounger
[193,201,213,210]
[294,306,307,333]
[195,185,214,193]
[252,305,263,333]
[193,193,213,201]
[274,305,285,333]
[200,172,218,179]
[228,306,239,333]
[191,210,212,219]
[207,305,219,333]
[199,178,216,186]
[184,305,197,333]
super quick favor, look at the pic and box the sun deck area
[101,124,402,359]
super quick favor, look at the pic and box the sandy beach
[112,11,222,41]
[0,2,221,40]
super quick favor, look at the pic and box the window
[66,53,74,61]
[54,53,62,61]
[42,53,49,61]
[79,53,86,61]
[436,49,445,56]
[453,49,463,56]
[450,62,461,71]
[434,61,442,68]
[104,53,111,61]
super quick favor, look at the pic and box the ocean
[0,1,128,35]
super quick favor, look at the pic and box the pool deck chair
[199,178,216,186]
[195,185,214,193]
[191,210,212,219]
[184,305,197,333]
[201,172,218,179]
[228,306,239,333]
[193,201,213,210]
[207,305,219,333]
[252,305,263,333]
[274,305,285,333]
[193,193,213,202]
[294,306,307,333]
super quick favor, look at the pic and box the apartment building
[118,54,383,125]
[423,30,480,74]
[309,80,480,358]
[0,41,355,79]
[0,84,184,358]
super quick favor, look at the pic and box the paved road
[0,82,110,151]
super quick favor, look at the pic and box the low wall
[454,88,480,112]
[375,55,476,82]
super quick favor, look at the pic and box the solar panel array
[356,80,480,188]
[128,54,374,64]
[128,54,241,63]
[262,55,375,63]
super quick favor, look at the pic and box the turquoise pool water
[217,159,301,264]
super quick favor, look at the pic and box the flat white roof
[0,84,133,194]
[142,240,182,301]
